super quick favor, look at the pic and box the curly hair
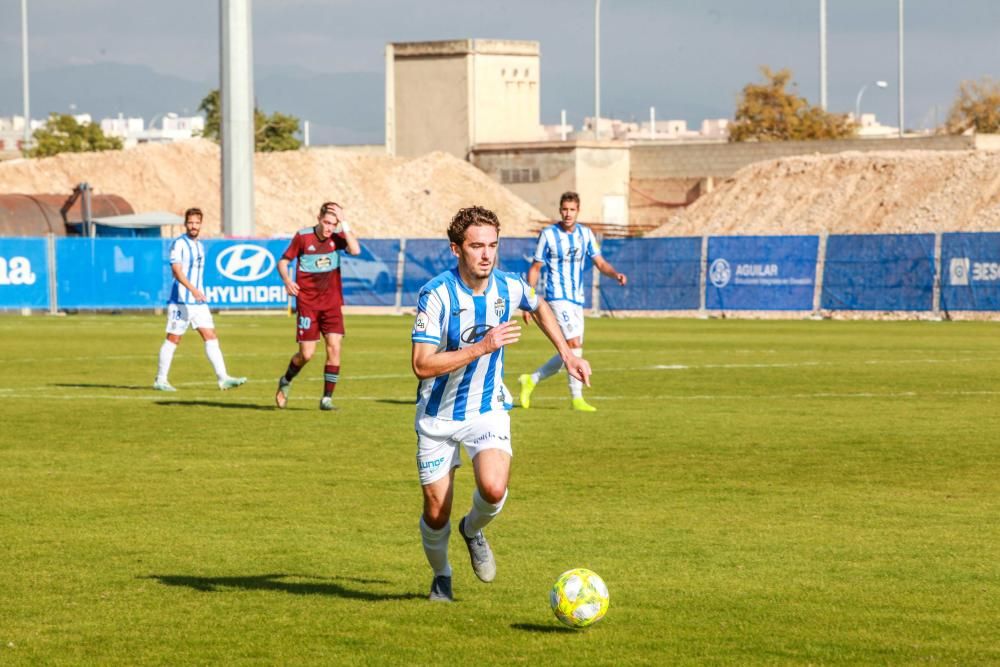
[447,206,500,245]
[183,207,203,222]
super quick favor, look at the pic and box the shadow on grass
[374,399,416,406]
[154,400,276,411]
[510,622,576,634]
[144,573,424,601]
[52,382,148,391]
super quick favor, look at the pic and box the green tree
[197,89,302,152]
[729,67,855,142]
[26,113,123,157]
[945,77,1000,135]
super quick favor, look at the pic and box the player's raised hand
[481,321,521,353]
[565,354,592,387]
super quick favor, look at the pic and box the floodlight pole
[220,0,255,236]
[594,0,601,140]
[898,0,905,138]
[819,0,827,110]
[21,0,31,150]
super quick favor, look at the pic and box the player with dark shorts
[275,201,361,411]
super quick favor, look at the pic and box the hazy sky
[1,0,998,137]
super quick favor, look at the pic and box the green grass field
[1,313,998,665]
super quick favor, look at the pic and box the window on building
[500,168,540,184]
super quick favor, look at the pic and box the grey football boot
[458,517,496,583]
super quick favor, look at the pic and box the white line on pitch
[1,390,999,403]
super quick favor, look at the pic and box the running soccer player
[519,191,627,412]
[153,207,246,392]
[274,201,361,411]
[411,205,591,602]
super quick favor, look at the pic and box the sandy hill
[650,149,1000,237]
[0,139,548,238]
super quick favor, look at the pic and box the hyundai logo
[461,323,494,344]
[216,244,276,282]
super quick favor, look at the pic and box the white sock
[462,488,507,537]
[156,340,177,383]
[533,353,564,384]
[568,348,584,398]
[204,339,228,381]
[420,517,452,577]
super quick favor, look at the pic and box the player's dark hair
[447,206,500,245]
[559,191,580,207]
[183,207,203,222]
[318,201,340,217]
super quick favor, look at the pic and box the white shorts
[549,300,584,341]
[165,303,215,336]
[415,411,512,486]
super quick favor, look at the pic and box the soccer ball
[549,568,610,628]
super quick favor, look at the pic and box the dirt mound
[650,149,1000,236]
[0,139,548,238]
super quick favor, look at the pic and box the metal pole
[855,84,869,120]
[594,0,601,140]
[560,109,567,141]
[384,43,395,156]
[819,0,827,110]
[21,0,31,150]
[898,0,904,138]
[220,0,256,237]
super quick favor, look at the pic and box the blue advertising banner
[940,232,1000,311]
[821,234,935,311]
[496,237,536,280]
[599,237,701,310]
[201,239,289,309]
[56,237,169,309]
[401,239,453,307]
[0,238,50,310]
[706,236,818,310]
[400,237,554,307]
[341,239,400,306]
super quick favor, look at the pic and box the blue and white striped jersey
[533,223,601,305]
[412,268,539,421]
[167,234,206,304]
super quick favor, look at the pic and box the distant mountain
[0,62,385,145]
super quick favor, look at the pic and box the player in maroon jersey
[275,201,361,410]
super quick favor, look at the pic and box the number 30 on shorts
[298,315,312,330]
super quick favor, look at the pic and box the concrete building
[386,39,545,159]
[387,39,633,229]
[472,141,631,227]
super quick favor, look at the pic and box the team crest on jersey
[493,297,505,317]
[315,256,332,269]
